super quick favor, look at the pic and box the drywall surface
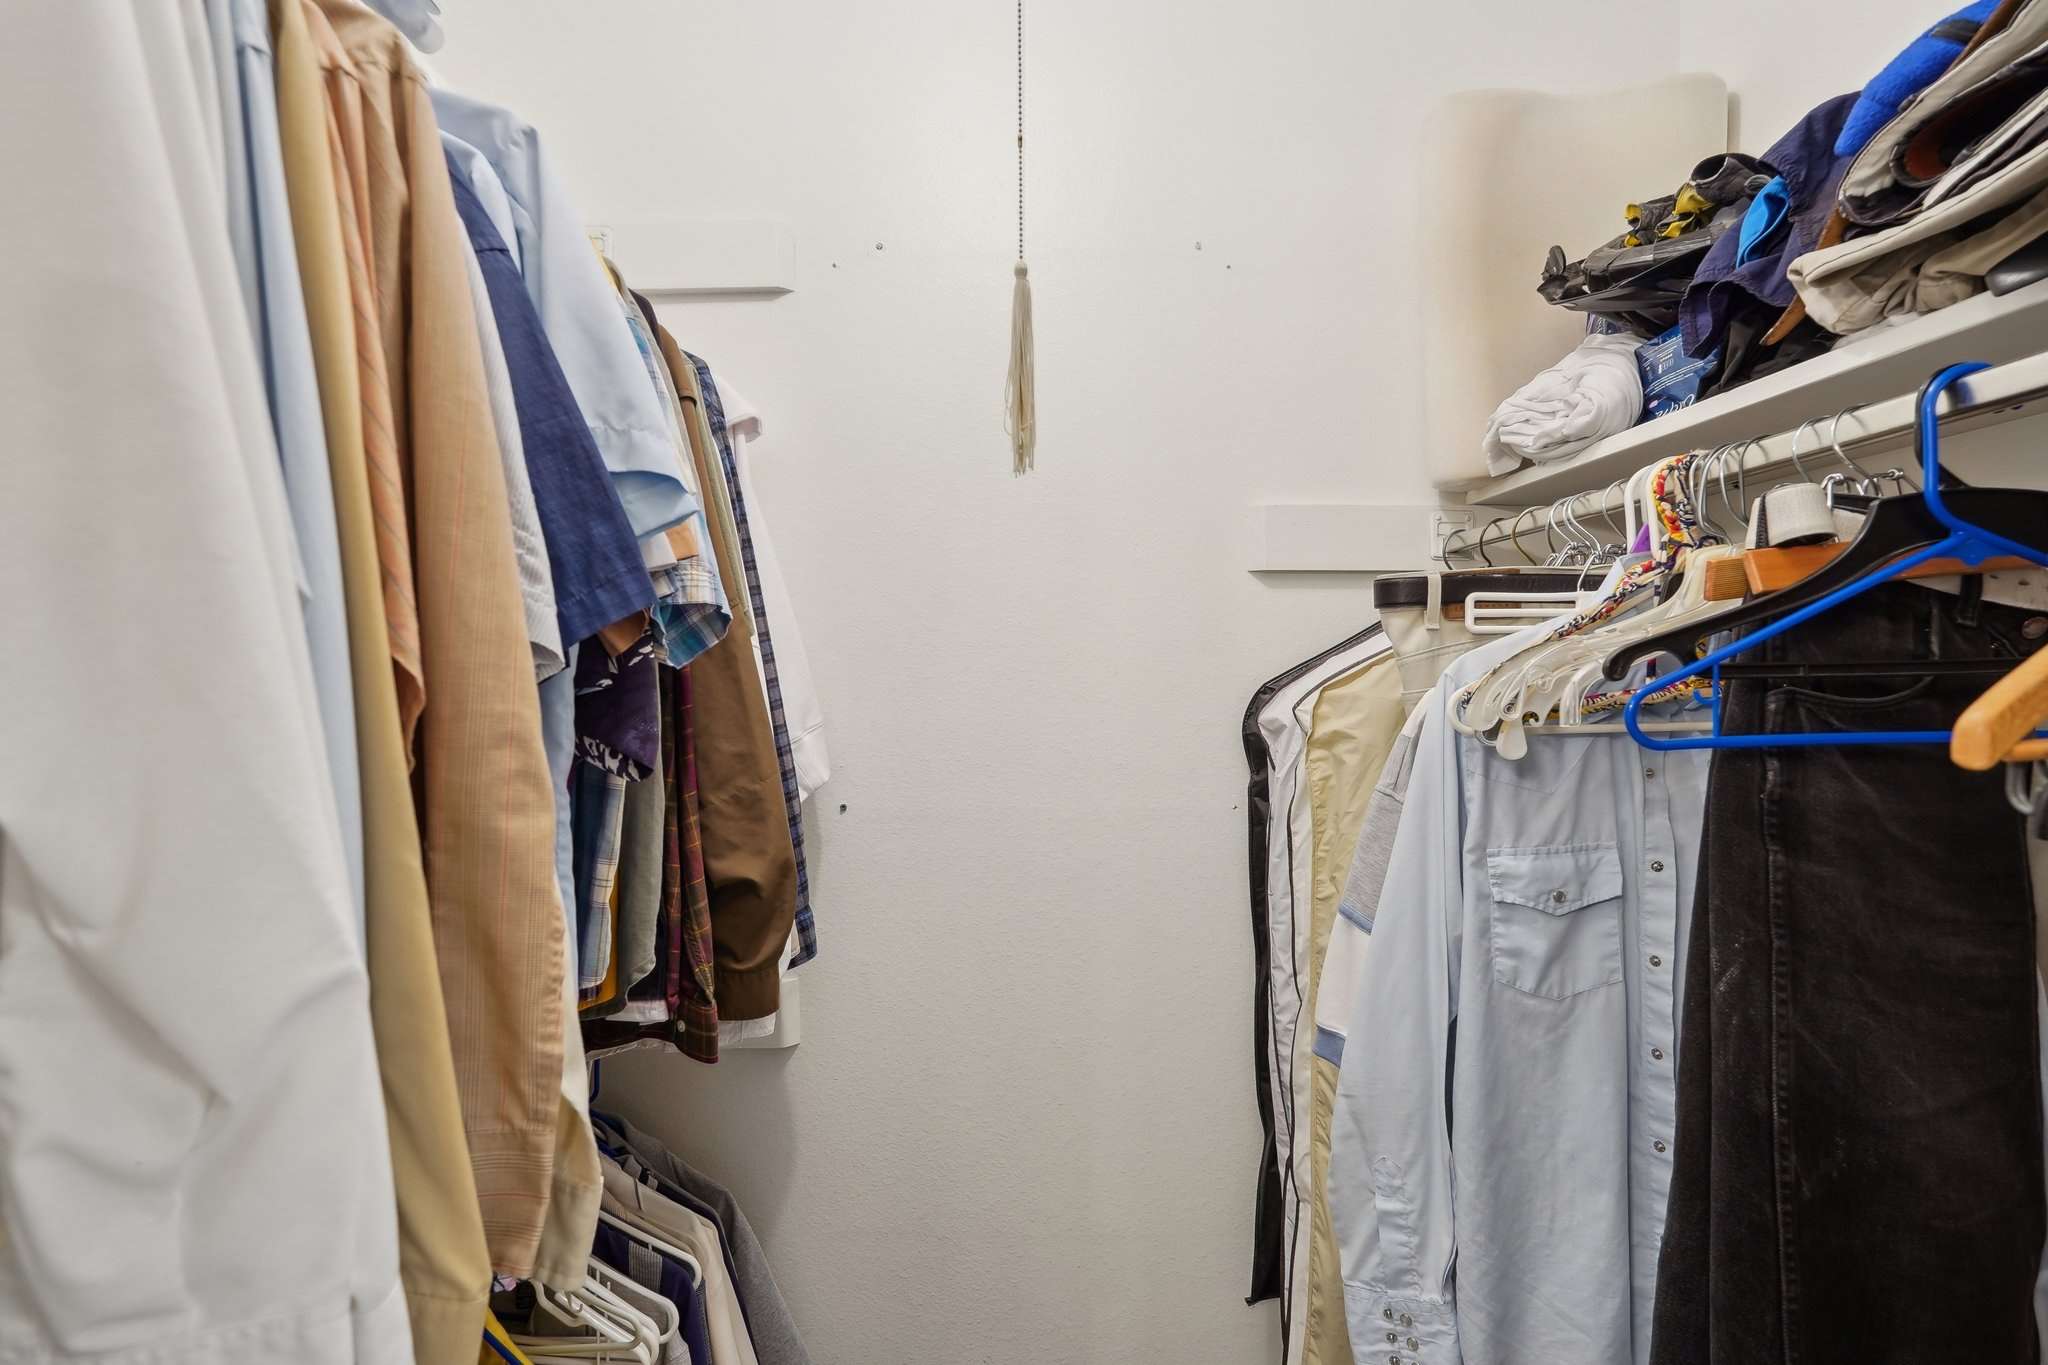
[436,3,1677,1360]
[1681,0,1944,150]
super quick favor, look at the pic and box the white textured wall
[435,4,1677,1361]
[1680,0,1943,150]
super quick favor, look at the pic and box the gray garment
[599,1114,813,1365]
[615,744,666,993]
[1328,628,1711,1365]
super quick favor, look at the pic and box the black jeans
[1651,583,2046,1365]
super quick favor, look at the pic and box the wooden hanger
[1953,647,2048,769]
[1742,541,2039,594]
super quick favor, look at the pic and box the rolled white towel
[1481,331,1645,475]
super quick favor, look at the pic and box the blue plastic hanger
[1625,361,2048,751]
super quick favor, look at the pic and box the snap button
[1651,1047,1664,1060]
[1650,859,1665,872]
[1384,1309,1394,1322]
[1387,1333,1397,1343]
[1649,954,1663,967]
[1654,1140,1668,1153]
[1643,768,1655,779]
[1551,889,1568,904]
[1408,1339,1420,1350]
[1401,1314,1413,1328]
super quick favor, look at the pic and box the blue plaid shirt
[688,353,817,967]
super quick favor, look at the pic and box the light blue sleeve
[431,89,698,540]
[225,0,364,935]
[1329,694,1463,1365]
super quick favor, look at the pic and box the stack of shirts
[1681,0,2048,380]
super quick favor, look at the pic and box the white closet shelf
[1465,277,2048,507]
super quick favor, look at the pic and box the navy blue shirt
[445,152,652,646]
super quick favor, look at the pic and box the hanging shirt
[444,152,652,650]
[1251,627,1394,1343]
[1240,625,1388,1305]
[431,93,702,541]
[1328,628,1710,1365]
[1293,656,1407,1365]
[455,228,566,680]
[210,0,364,931]
[273,0,494,1354]
[687,352,820,969]
[312,0,575,1281]
[714,379,832,802]
[0,6,406,1360]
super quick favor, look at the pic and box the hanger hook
[1543,499,1565,563]
[1508,507,1537,565]
[1597,479,1627,546]
[1825,404,1880,485]
[1724,437,1761,530]
[1917,362,1992,537]
[1562,493,1590,557]
[1572,491,1607,564]
[1438,524,1468,568]
[1476,516,1502,568]
[1788,417,1823,484]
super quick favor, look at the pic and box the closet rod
[1456,344,2048,546]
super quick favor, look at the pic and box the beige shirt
[312,0,576,1281]
[1297,658,1407,1365]
[275,0,495,1356]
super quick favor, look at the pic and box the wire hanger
[1624,362,2048,751]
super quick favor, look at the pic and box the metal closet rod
[1445,351,2048,564]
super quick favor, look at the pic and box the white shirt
[717,380,831,801]
[0,6,407,1362]
[1330,628,1709,1365]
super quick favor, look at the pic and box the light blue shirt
[431,93,700,541]
[1329,628,1709,1365]
[211,0,363,930]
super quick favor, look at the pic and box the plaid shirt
[584,665,722,1062]
[688,353,817,967]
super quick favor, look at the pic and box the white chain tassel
[1006,259,1035,474]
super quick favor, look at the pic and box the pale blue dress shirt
[211,0,363,931]
[1329,627,1709,1365]
[431,93,700,541]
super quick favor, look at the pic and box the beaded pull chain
[1004,0,1036,474]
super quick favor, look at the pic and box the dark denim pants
[1652,582,2046,1365]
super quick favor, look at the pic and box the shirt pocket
[1486,842,1624,1000]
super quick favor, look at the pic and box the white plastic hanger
[586,1257,680,1348]
[518,1276,658,1363]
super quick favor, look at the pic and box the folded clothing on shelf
[1481,330,1644,475]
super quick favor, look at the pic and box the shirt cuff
[1353,1293,1455,1365]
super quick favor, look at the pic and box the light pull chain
[1004,0,1036,474]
